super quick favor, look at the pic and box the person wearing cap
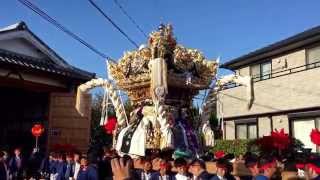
[188,159,212,180]
[174,158,191,180]
[150,159,175,180]
[243,153,259,180]
[255,156,277,180]
[306,157,320,180]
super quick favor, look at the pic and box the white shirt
[159,175,169,180]
[175,173,190,180]
[143,172,152,180]
[73,162,80,179]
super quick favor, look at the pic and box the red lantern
[31,124,44,137]
[104,117,117,134]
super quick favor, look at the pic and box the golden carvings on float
[108,24,217,104]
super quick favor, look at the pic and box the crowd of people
[0,148,99,180]
[1,147,320,180]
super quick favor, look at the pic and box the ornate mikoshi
[107,24,218,156]
[76,24,253,157]
[108,24,217,106]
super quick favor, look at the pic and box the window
[248,124,257,139]
[251,64,260,79]
[235,119,257,139]
[292,119,316,152]
[307,46,320,68]
[290,111,320,152]
[236,124,247,139]
[291,117,320,152]
[251,61,272,81]
[261,62,272,80]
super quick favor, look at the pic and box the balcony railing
[221,60,320,90]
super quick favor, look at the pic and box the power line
[88,0,139,48]
[113,0,147,38]
[17,0,116,63]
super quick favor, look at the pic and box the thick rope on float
[76,78,127,126]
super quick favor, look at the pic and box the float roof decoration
[109,24,218,105]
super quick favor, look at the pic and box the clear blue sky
[1,0,320,78]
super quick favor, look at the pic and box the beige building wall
[48,92,91,152]
[272,114,289,133]
[272,49,306,73]
[225,121,235,140]
[258,117,272,137]
[237,66,250,76]
[218,67,320,118]
[219,49,318,140]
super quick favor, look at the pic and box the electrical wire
[113,0,147,38]
[17,0,116,63]
[88,0,139,48]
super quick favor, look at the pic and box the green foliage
[212,139,256,157]
[88,92,113,156]
[248,137,305,156]
[212,137,305,158]
[209,112,219,128]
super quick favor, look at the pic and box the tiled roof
[0,49,95,81]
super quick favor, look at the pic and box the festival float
[76,24,253,157]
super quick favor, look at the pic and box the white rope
[118,90,129,126]
[76,78,127,126]
[100,85,109,126]
[217,91,224,139]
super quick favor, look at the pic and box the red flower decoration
[256,128,290,151]
[104,117,117,134]
[310,129,320,146]
[270,128,290,150]
[256,135,274,151]
[31,124,44,137]
[214,150,225,159]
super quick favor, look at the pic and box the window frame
[289,110,320,152]
[306,45,320,68]
[235,118,258,139]
[250,60,272,81]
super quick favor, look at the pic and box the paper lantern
[31,124,44,137]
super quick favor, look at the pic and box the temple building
[0,22,94,153]
[219,25,320,151]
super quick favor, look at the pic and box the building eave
[221,25,320,70]
[0,21,95,82]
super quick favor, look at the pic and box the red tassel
[104,117,117,134]
[310,129,320,146]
